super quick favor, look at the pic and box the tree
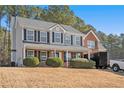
[0,6,6,31]
[72,17,85,31]
[17,6,32,18]
[46,5,76,25]
[0,27,8,65]
[82,24,96,32]
[97,31,107,41]
[30,6,44,20]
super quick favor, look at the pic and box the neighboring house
[11,17,106,66]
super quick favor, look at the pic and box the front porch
[24,49,86,66]
[22,43,91,66]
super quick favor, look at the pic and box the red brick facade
[83,31,99,49]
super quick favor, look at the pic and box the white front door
[40,51,47,62]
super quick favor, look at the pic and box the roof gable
[83,30,100,41]
[49,24,66,33]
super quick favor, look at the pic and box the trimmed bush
[70,58,96,68]
[23,57,40,67]
[46,57,63,67]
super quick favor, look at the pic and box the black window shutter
[24,29,26,40]
[52,32,54,42]
[80,36,82,46]
[61,33,63,43]
[34,30,37,42]
[47,32,49,43]
[38,31,40,42]
[71,35,73,45]
[34,50,37,57]
[38,51,41,61]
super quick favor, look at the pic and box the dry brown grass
[0,67,124,88]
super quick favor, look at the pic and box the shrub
[23,57,40,67]
[46,57,63,67]
[70,58,96,68]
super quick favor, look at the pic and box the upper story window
[54,32,61,43]
[40,32,47,43]
[26,29,34,41]
[75,36,81,46]
[87,40,95,49]
[64,34,71,45]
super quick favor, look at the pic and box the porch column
[66,50,69,67]
[88,51,90,60]
[23,46,26,59]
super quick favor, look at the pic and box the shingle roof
[15,16,84,35]
[16,17,55,29]
[60,24,82,34]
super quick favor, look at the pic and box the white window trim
[26,29,34,42]
[87,40,95,49]
[75,36,81,46]
[64,34,71,45]
[40,51,47,61]
[27,50,34,57]
[40,31,47,43]
[53,32,62,44]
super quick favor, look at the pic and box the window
[75,36,81,46]
[54,32,61,43]
[26,29,34,41]
[87,40,95,49]
[40,51,47,61]
[27,50,34,57]
[40,32,47,43]
[64,34,71,45]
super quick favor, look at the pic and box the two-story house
[11,17,106,66]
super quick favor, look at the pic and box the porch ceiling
[24,43,90,52]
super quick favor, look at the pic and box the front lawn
[0,67,124,88]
